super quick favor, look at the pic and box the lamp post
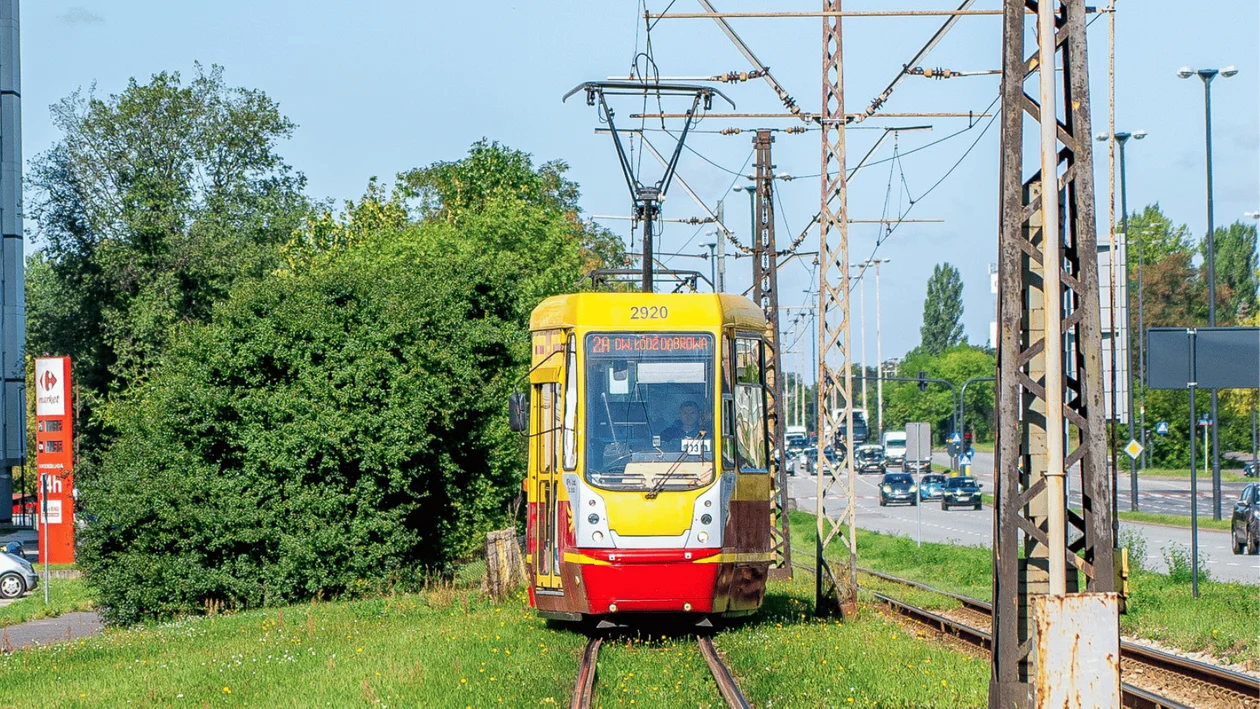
[702,242,718,293]
[1096,129,1145,510]
[1180,64,1238,520]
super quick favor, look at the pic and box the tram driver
[661,400,711,454]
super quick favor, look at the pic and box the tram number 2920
[630,306,668,320]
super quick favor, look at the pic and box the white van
[882,431,907,468]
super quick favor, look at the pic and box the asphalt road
[787,465,1260,585]
[934,450,1249,518]
[0,611,102,651]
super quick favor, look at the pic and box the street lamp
[1095,129,1146,509]
[1179,64,1237,520]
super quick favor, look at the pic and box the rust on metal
[698,636,752,709]
[1032,594,1122,708]
[752,130,793,581]
[814,0,859,619]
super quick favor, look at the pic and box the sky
[18,1,1260,367]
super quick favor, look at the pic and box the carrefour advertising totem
[34,357,74,564]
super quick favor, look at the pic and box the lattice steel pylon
[814,0,857,618]
[991,0,1115,705]
[751,129,792,580]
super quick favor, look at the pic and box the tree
[883,345,995,443]
[919,263,965,355]
[1203,221,1259,323]
[26,65,309,446]
[78,142,619,624]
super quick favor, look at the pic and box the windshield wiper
[645,430,708,499]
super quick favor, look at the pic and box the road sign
[905,423,931,465]
[1123,439,1144,460]
[1155,421,1169,435]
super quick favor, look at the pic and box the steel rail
[698,636,752,709]
[869,590,1194,709]
[863,571,1260,703]
[570,637,602,709]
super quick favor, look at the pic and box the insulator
[720,127,743,136]
[784,126,808,135]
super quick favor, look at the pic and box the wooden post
[485,529,526,599]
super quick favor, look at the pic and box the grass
[718,575,989,707]
[1116,510,1232,532]
[0,574,992,707]
[0,587,588,708]
[0,577,95,628]
[1141,467,1252,483]
[788,511,1259,665]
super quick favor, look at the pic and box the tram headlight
[588,513,600,525]
[592,531,604,542]
[700,514,712,526]
[697,531,709,543]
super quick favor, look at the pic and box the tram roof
[530,293,766,332]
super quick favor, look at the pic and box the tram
[510,292,774,622]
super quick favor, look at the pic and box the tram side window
[540,383,561,473]
[722,337,736,472]
[735,338,768,473]
[563,341,578,470]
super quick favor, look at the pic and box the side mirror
[509,392,529,433]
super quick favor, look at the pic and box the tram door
[534,383,563,591]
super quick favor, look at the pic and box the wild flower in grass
[223,687,231,694]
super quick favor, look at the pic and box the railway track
[570,634,751,709]
[859,567,1260,709]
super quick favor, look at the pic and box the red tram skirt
[578,548,722,613]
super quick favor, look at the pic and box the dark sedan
[879,473,917,507]
[856,445,886,475]
[1231,483,1259,555]
[941,476,982,511]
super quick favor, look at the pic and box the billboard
[35,357,75,564]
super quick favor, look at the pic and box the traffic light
[917,370,928,393]
[963,431,973,454]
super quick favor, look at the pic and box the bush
[1160,543,1210,583]
[76,230,539,624]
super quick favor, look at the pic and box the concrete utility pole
[750,129,791,580]
[0,0,24,523]
[873,259,889,439]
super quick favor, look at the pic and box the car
[0,542,38,600]
[800,446,841,475]
[882,431,907,468]
[879,472,917,507]
[903,456,932,474]
[856,444,886,474]
[917,474,948,501]
[1244,462,1257,478]
[1231,484,1259,555]
[941,476,983,511]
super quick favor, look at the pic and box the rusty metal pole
[814,0,857,617]
[992,2,1116,706]
[752,129,792,579]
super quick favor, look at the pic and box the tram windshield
[584,332,716,492]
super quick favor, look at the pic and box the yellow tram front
[518,292,773,621]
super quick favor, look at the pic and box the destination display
[588,333,713,356]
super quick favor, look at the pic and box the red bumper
[578,548,722,613]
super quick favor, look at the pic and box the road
[787,465,1260,585]
[934,450,1249,518]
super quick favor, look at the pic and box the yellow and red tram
[515,292,774,622]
